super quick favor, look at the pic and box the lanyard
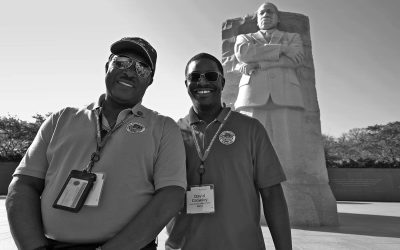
[190,110,231,185]
[84,108,132,173]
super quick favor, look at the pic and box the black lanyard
[190,110,231,185]
[84,108,132,173]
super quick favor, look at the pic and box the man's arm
[235,55,299,75]
[258,54,301,70]
[235,32,304,65]
[6,175,48,250]
[260,184,292,250]
[280,33,304,64]
[102,185,185,250]
[235,34,282,63]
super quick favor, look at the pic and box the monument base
[261,182,338,226]
[284,182,338,226]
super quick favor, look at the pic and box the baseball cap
[110,37,157,73]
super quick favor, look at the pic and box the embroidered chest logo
[126,122,145,134]
[219,131,235,145]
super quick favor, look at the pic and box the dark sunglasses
[111,55,152,79]
[186,71,223,82]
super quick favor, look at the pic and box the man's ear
[147,77,154,85]
[185,80,188,87]
[221,77,225,90]
[105,54,114,73]
[105,62,109,73]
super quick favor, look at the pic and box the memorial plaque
[328,168,400,201]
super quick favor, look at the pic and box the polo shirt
[170,107,286,250]
[14,95,187,243]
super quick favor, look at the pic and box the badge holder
[186,184,215,214]
[53,170,97,213]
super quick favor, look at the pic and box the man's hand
[239,62,260,75]
[165,229,183,250]
[165,243,181,250]
[281,43,304,64]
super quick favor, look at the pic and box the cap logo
[126,122,145,134]
[134,39,146,47]
[219,131,235,145]
[131,40,154,70]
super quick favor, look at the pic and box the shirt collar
[188,107,231,125]
[87,94,145,117]
[261,28,277,35]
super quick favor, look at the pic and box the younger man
[166,53,292,250]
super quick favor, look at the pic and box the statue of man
[234,2,306,179]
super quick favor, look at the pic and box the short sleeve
[252,120,286,188]
[153,117,187,190]
[13,111,60,179]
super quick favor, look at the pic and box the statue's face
[257,3,279,30]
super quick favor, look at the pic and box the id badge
[84,173,105,206]
[186,184,215,214]
[53,170,96,212]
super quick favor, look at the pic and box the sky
[1,0,399,137]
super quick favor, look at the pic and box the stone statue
[221,2,338,226]
[234,2,305,183]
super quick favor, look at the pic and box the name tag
[186,185,215,214]
[85,173,105,206]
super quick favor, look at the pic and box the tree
[364,121,400,162]
[0,113,50,161]
[323,121,400,168]
[322,134,342,167]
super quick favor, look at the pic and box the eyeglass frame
[185,71,224,83]
[109,54,153,79]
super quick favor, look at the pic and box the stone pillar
[222,11,338,226]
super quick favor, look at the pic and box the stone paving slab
[1,198,399,250]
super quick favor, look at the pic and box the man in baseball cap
[7,37,186,250]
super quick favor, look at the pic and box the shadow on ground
[336,201,373,205]
[293,212,400,238]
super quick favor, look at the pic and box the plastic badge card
[53,170,96,212]
[186,185,215,214]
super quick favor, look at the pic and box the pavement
[1,197,399,250]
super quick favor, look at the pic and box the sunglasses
[186,71,223,82]
[111,55,152,79]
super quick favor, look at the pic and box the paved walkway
[1,197,399,249]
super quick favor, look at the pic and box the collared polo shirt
[14,95,186,243]
[170,107,286,250]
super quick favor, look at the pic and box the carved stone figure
[234,2,305,182]
[222,2,338,226]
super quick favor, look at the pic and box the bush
[0,114,48,161]
[327,158,400,168]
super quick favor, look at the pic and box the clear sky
[1,0,399,137]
